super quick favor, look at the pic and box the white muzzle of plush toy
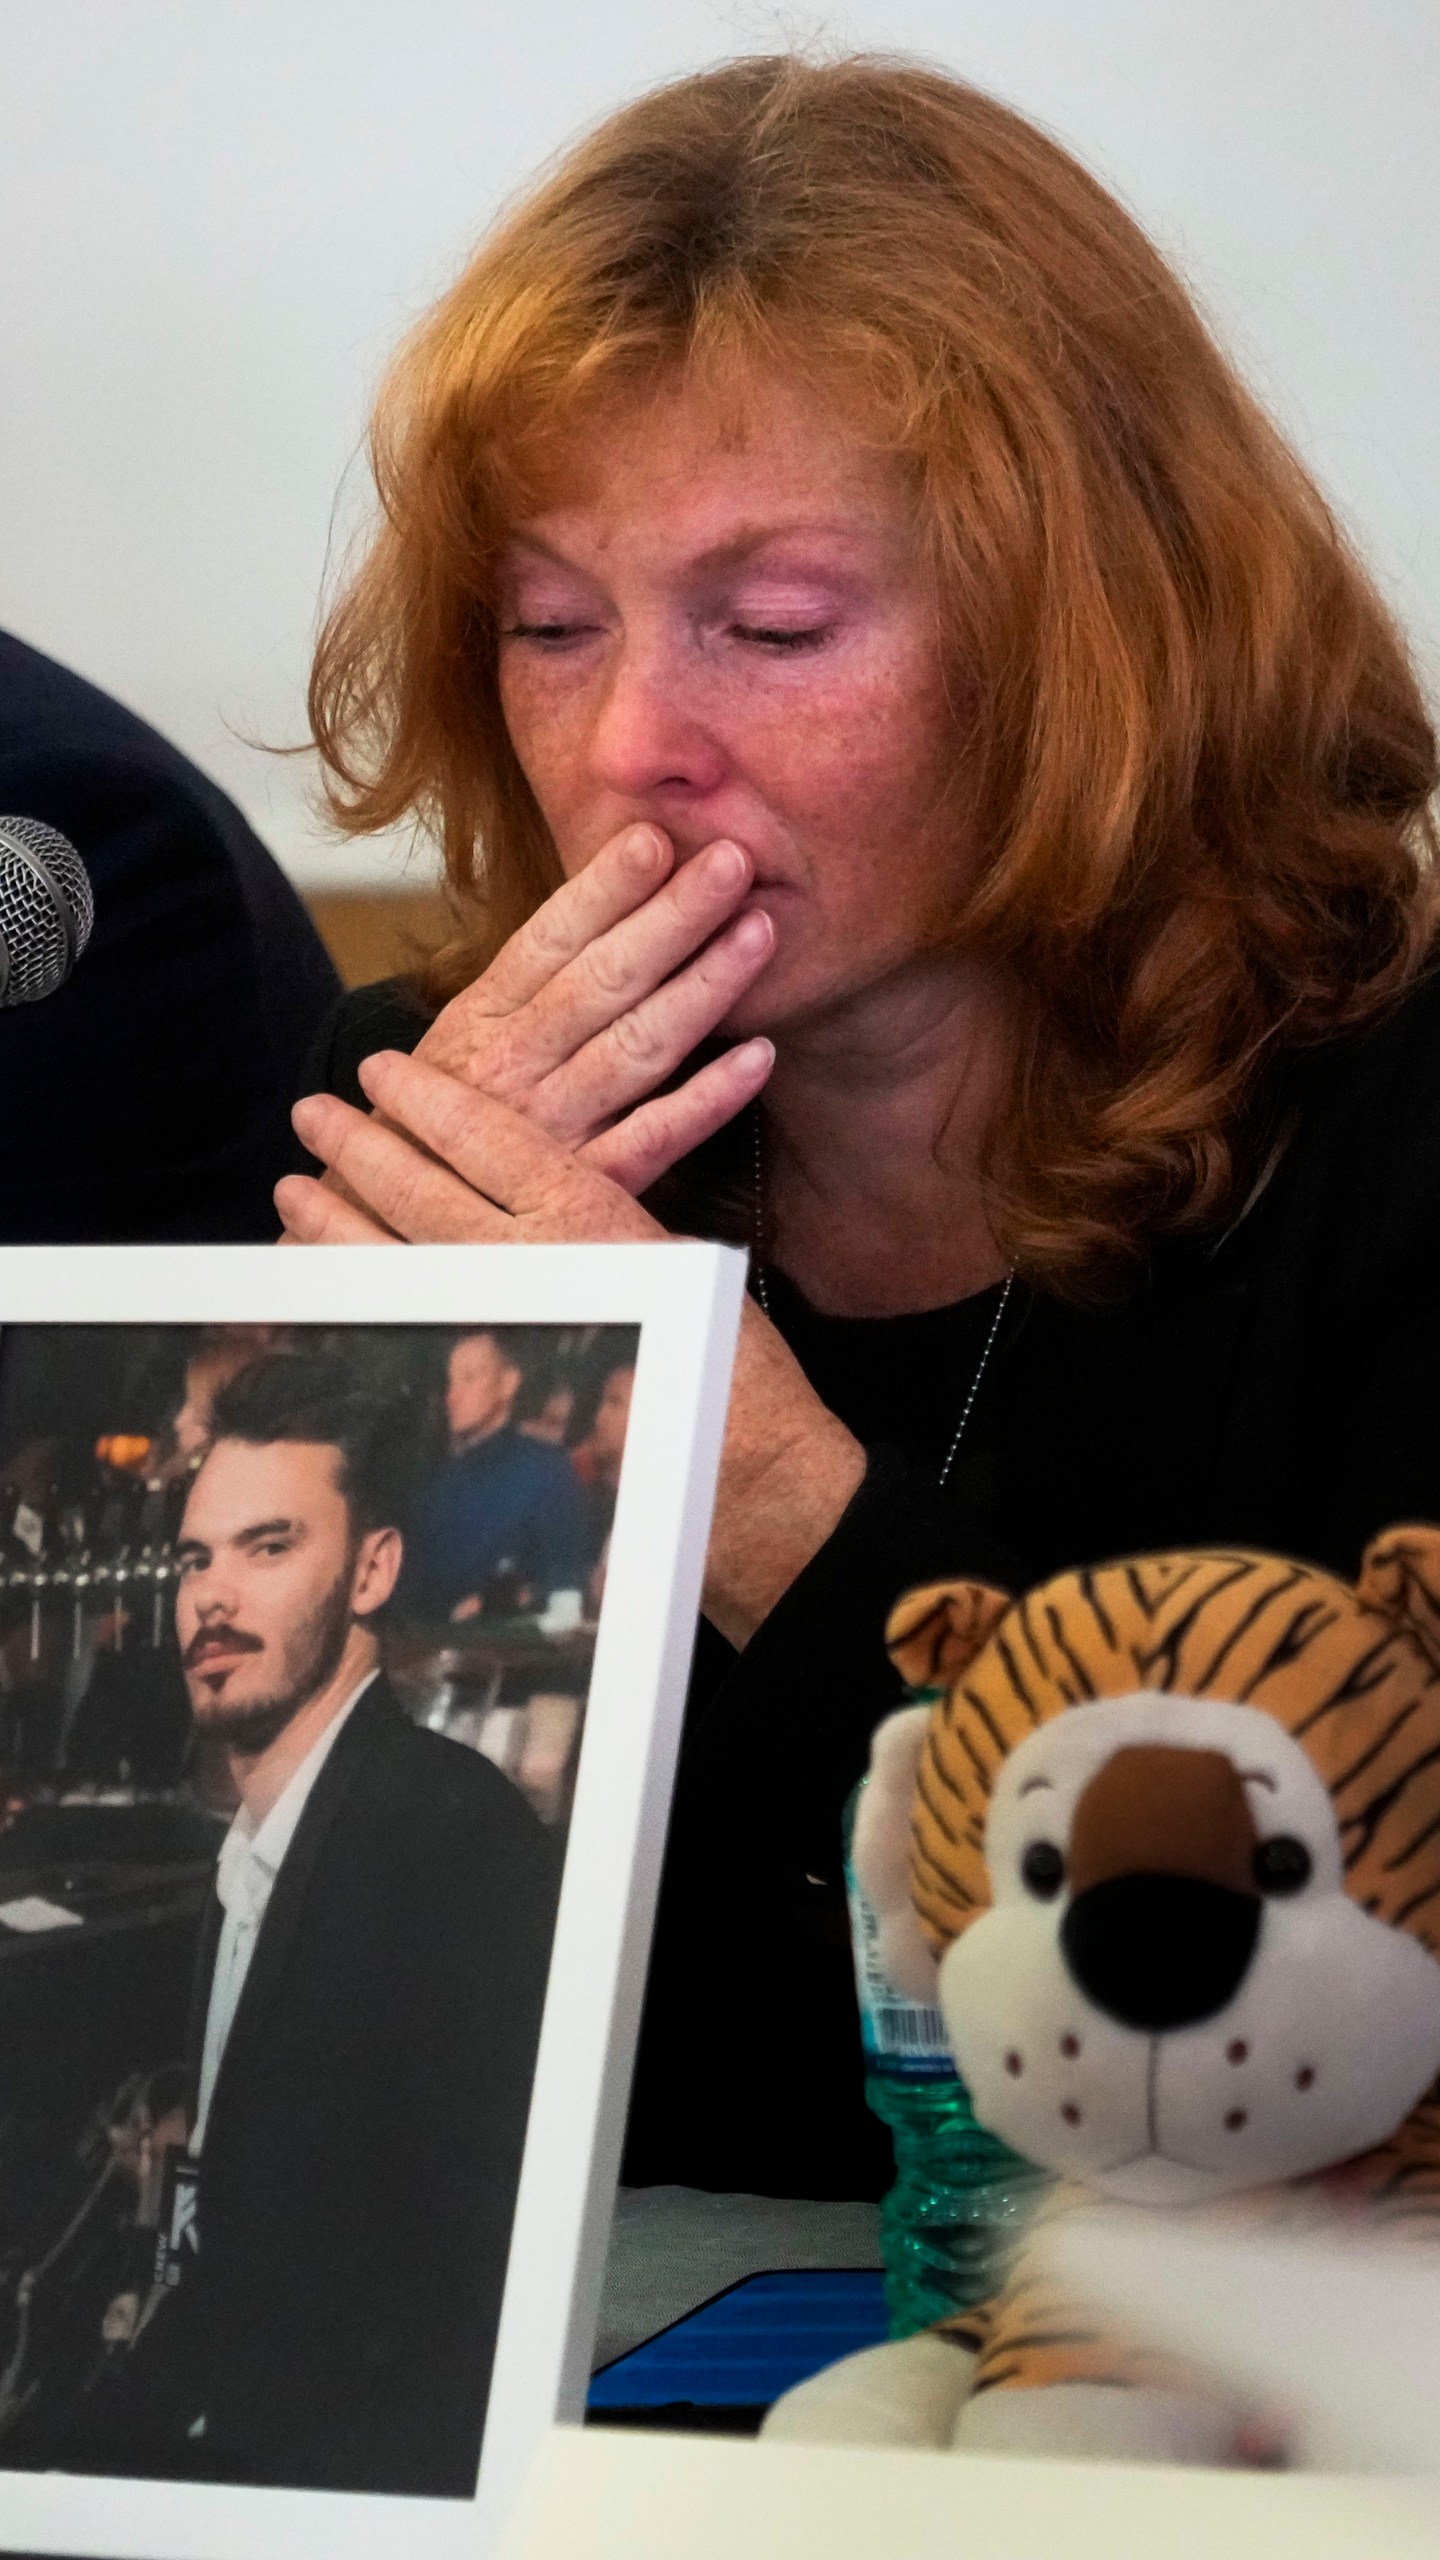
[940,1692,1440,2205]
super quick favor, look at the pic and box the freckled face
[495,373,968,1038]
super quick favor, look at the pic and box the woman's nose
[585,640,729,804]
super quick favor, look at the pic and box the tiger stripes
[884,1527,1440,2416]
[890,1527,1440,1959]
[935,2098,1440,2404]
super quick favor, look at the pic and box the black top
[302,963,1440,2199]
[0,630,339,1240]
[125,1680,557,2496]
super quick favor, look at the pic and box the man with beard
[139,1351,557,2497]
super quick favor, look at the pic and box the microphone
[0,817,95,1004]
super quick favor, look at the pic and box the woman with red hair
[279,56,1439,2194]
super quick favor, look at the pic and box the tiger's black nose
[1061,1874,1260,2031]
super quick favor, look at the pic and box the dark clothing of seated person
[400,1327,589,1623]
[0,630,338,1241]
[85,1354,558,2498]
[281,60,1440,2204]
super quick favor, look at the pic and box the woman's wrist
[701,1301,867,1648]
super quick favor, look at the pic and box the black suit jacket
[160,1679,557,2496]
[0,631,339,1240]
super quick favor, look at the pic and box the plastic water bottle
[844,1782,1046,2337]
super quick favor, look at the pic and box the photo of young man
[130,1350,558,2496]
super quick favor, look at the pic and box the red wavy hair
[309,54,1438,1296]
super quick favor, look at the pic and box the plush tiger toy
[764,1524,1440,2465]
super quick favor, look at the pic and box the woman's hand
[406,821,777,1196]
[283,1051,664,1248]
[278,1052,867,1645]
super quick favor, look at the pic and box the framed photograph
[0,1240,745,2560]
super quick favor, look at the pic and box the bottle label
[846,1821,956,2082]
[865,2001,954,2064]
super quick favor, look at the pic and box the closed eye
[730,623,833,652]
[1018,1775,1054,1796]
[1240,1770,1278,1792]
[502,621,596,646]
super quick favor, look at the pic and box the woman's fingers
[534,905,775,1146]
[508,838,754,1078]
[291,1090,515,1242]
[453,837,759,1101]
[274,1172,400,1244]
[580,1036,775,1194]
[295,1062,661,1244]
[419,835,758,1105]
[414,823,672,1075]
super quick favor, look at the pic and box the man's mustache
[183,1625,265,1670]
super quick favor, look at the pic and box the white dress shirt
[191,1671,377,2153]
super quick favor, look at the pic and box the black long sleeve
[304,961,1440,2196]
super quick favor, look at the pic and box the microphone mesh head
[0,816,95,1004]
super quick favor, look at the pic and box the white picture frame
[0,1239,746,2560]
[498,2426,1435,2560]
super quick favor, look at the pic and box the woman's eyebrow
[499,533,599,579]
[682,521,879,573]
[502,520,880,577]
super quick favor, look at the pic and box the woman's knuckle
[610,1007,664,1069]
[584,936,635,1002]
[467,1025,522,1095]
[526,904,575,969]
[430,1081,479,1153]
[380,1153,421,1220]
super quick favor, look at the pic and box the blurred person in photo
[570,1359,636,1589]
[401,1328,587,1626]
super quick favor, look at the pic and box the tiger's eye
[1253,1834,1312,1896]
[1021,1840,1065,1900]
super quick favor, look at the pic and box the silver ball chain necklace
[749,1102,1015,1490]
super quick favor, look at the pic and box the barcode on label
[871,2004,951,2058]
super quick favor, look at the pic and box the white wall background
[2,0,1436,888]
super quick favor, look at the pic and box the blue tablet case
[586,2268,888,2421]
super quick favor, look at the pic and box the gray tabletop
[592,2185,883,2370]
